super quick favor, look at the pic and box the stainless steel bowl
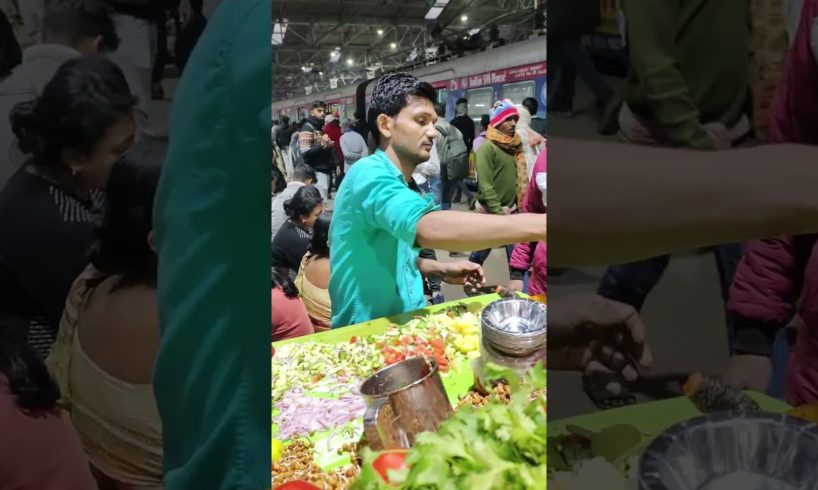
[481,298,547,356]
[639,412,818,490]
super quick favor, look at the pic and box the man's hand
[441,260,485,287]
[548,294,653,393]
[321,134,334,148]
[723,354,772,392]
[417,258,485,296]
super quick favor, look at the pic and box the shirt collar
[373,149,407,183]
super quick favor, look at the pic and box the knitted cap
[325,114,336,124]
[489,99,519,128]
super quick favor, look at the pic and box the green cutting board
[272,295,505,469]
[550,392,790,437]
[272,294,501,348]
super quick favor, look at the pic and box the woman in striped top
[271,185,324,277]
[0,56,137,358]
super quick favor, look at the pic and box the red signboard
[448,62,547,91]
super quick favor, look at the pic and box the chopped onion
[274,386,367,440]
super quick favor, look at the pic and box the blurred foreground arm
[549,138,818,267]
[416,211,545,252]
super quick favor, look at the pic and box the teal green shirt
[152,1,271,488]
[329,150,438,327]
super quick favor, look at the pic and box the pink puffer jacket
[730,0,818,406]
[769,0,818,144]
[510,151,545,295]
[727,235,818,405]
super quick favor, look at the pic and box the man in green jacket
[152,1,271,488]
[470,98,523,266]
[614,0,751,149]
[595,0,754,407]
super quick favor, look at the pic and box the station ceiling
[272,0,544,101]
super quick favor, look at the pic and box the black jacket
[299,117,335,173]
[450,115,476,152]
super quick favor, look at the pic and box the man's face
[497,117,518,137]
[311,106,326,121]
[384,97,438,166]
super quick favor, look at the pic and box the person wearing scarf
[482,99,530,211]
[516,104,546,177]
[469,99,528,265]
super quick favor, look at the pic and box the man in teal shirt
[152,1,271,488]
[330,73,547,327]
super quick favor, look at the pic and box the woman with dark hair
[272,267,313,342]
[46,137,164,489]
[0,55,137,358]
[271,184,323,275]
[294,212,332,331]
[0,325,98,489]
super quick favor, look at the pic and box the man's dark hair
[368,73,436,144]
[522,97,539,116]
[456,97,468,106]
[311,100,327,110]
[292,164,317,183]
[480,114,490,130]
[281,115,290,125]
[43,0,120,52]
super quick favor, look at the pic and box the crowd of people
[545,0,818,410]
[9,0,818,487]
[0,0,215,487]
[270,75,547,340]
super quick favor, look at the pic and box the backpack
[436,122,469,181]
[290,134,304,167]
[276,124,294,150]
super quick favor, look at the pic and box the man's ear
[148,231,157,252]
[376,114,393,141]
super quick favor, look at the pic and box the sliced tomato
[349,336,358,344]
[372,450,409,484]
[274,481,320,490]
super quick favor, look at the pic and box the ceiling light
[377,28,384,36]
[390,42,397,49]
[424,1,449,20]
[425,7,443,20]
[461,15,468,22]
[347,58,354,66]
[272,19,288,46]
